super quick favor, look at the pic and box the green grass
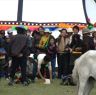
[0,78,96,95]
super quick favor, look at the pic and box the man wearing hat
[67,28,73,35]
[82,28,95,53]
[91,28,96,49]
[56,28,71,79]
[8,25,30,86]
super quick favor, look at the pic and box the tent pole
[17,0,23,22]
[82,0,89,24]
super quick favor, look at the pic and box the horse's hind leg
[78,77,88,95]
[84,77,95,95]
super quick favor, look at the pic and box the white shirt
[37,54,52,70]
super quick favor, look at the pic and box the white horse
[72,50,96,95]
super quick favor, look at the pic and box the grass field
[0,78,96,95]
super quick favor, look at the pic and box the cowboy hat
[82,28,91,34]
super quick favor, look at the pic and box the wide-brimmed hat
[67,28,73,33]
[15,25,27,34]
[15,25,27,31]
[90,27,96,32]
[59,28,67,33]
[44,28,52,34]
[82,28,91,34]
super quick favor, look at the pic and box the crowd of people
[0,25,96,86]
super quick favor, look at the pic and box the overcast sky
[86,0,96,24]
[23,0,86,23]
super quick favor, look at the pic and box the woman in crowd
[38,28,51,53]
[47,36,57,79]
